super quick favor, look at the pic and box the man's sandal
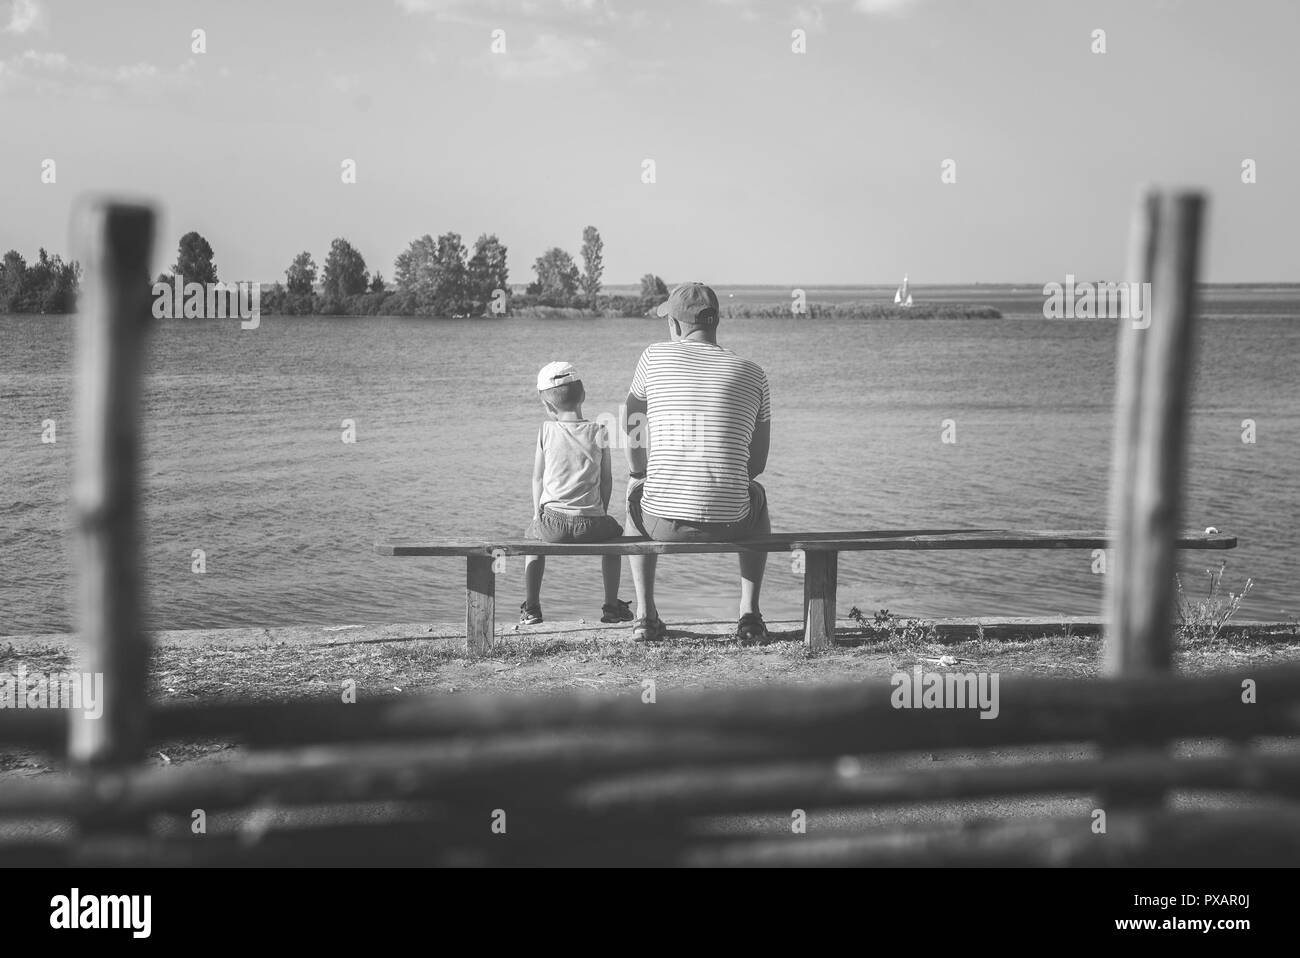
[631,616,668,642]
[736,612,767,642]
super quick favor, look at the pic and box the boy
[520,361,633,625]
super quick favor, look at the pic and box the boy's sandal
[601,599,634,623]
[631,616,667,642]
[736,612,767,642]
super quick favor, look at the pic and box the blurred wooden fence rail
[3,192,1297,867]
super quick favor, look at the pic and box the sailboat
[893,273,913,307]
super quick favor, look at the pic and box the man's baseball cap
[656,282,719,326]
[536,361,580,392]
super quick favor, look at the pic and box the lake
[2,286,1298,635]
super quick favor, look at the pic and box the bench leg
[465,555,495,653]
[803,550,838,650]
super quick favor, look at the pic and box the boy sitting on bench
[520,362,633,626]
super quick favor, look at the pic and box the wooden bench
[374,529,1237,652]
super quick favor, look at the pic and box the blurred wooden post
[68,201,156,772]
[1104,191,1205,674]
[1101,189,1205,813]
[1105,189,1158,670]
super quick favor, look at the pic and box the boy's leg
[524,554,545,607]
[601,554,621,606]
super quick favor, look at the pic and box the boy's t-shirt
[539,420,608,516]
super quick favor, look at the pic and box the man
[622,282,772,642]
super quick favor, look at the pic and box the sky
[0,0,1297,285]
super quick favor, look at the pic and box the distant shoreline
[5,280,1297,319]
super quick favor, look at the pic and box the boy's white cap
[537,361,580,391]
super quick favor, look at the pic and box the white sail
[895,273,910,306]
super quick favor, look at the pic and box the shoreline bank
[3,616,1295,653]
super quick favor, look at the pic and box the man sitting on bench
[622,282,773,642]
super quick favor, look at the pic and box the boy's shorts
[525,508,624,544]
[626,481,769,543]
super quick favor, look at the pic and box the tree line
[0,249,81,313]
[2,227,672,318]
[163,226,667,318]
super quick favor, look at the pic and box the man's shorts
[525,508,624,544]
[626,481,769,543]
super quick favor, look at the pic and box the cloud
[0,49,193,100]
[490,32,606,80]
[115,62,158,81]
[19,48,64,68]
[711,0,923,22]
[853,0,922,14]
[395,0,451,12]
[793,4,827,32]
[3,0,45,34]
[399,0,626,78]
[397,0,618,25]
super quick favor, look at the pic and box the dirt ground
[3,617,1297,777]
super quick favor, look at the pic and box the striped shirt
[630,340,771,523]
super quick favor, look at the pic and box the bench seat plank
[375,530,1236,557]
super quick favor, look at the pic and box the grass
[1175,561,1254,645]
[3,587,1296,775]
[847,606,941,645]
[4,615,1290,716]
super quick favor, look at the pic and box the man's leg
[738,483,770,616]
[628,552,658,620]
[624,484,659,621]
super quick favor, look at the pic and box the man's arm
[623,392,648,476]
[748,369,772,479]
[531,435,546,518]
[747,420,770,479]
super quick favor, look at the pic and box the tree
[0,251,29,312]
[42,256,80,313]
[392,233,471,313]
[172,231,218,283]
[28,249,78,313]
[26,249,53,302]
[369,272,386,293]
[528,247,580,303]
[579,226,603,304]
[639,273,668,299]
[321,238,369,299]
[394,235,437,299]
[0,248,81,313]
[285,251,317,295]
[433,232,468,309]
[467,234,509,310]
